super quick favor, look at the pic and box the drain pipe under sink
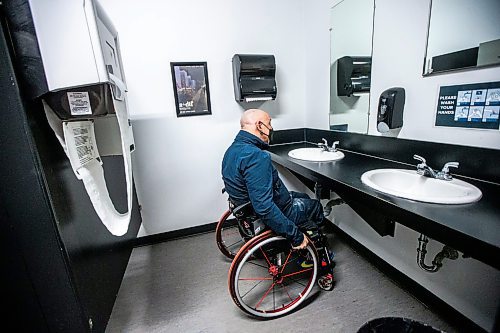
[417,234,459,272]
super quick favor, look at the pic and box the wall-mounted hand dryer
[232,54,277,102]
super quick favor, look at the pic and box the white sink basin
[361,169,482,204]
[288,148,345,162]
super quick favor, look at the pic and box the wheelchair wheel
[215,210,245,259]
[228,231,318,317]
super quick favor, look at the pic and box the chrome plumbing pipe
[323,198,345,217]
[417,234,459,273]
[314,182,345,216]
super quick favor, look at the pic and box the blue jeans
[282,191,324,232]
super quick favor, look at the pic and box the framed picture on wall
[170,62,212,117]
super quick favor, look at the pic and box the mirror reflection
[329,0,375,134]
[424,0,500,75]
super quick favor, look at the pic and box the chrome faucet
[318,138,329,151]
[413,155,459,181]
[437,162,459,181]
[414,155,436,178]
[317,138,339,152]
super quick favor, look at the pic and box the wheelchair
[215,191,265,259]
[216,189,336,318]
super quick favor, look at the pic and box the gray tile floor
[106,231,459,333]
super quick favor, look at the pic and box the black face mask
[258,121,274,144]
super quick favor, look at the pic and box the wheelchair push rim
[215,210,245,259]
[229,234,318,317]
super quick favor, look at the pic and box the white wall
[98,0,500,236]
[304,0,500,149]
[327,1,500,330]
[99,0,308,235]
[368,0,500,149]
[98,0,499,329]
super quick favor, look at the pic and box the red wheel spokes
[281,267,313,279]
[255,282,276,310]
[279,250,293,274]
[260,247,272,267]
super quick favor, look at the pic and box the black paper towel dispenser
[377,87,405,133]
[337,56,371,97]
[232,54,277,102]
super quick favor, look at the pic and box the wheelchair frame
[216,195,335,317]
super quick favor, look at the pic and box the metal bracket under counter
[268,141,500,271]
[288,167,396,237]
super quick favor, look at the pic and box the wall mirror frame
[329,0,375,135]
[423,0,500,76]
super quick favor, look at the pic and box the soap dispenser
[377,87,405,133]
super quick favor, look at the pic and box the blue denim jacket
[222,130,303,246]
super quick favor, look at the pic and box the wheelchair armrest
[232,201,256,220]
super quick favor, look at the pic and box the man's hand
[292,233,309,250]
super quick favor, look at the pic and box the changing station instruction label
[435,81,500,130]
[63,121,100,174]
[67,92,92,116]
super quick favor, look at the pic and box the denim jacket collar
[235,130,269,150]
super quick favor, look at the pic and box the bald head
[240,109,273,143]
[240,109,270,129]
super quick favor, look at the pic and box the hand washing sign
[435,81,500,130]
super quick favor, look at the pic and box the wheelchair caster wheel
[317,273,334,291]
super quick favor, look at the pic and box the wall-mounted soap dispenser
[337,56,371,97]
[232,54,277,102]
[377,87,405,133]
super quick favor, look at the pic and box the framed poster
[170,62,212,117]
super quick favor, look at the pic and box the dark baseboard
[325,223,486,333]
[134,221,219,248]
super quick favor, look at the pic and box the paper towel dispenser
[232,54,277,102]
[337,56,371,97]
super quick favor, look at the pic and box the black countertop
[268,142,500,270]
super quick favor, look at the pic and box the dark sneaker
[297,250,336,269]
[318,273,334,291]
[296,253,314,268]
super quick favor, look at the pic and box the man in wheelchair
[222,109,335,291]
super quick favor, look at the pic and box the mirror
[329,0,375,134]
[423,0,500,75]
